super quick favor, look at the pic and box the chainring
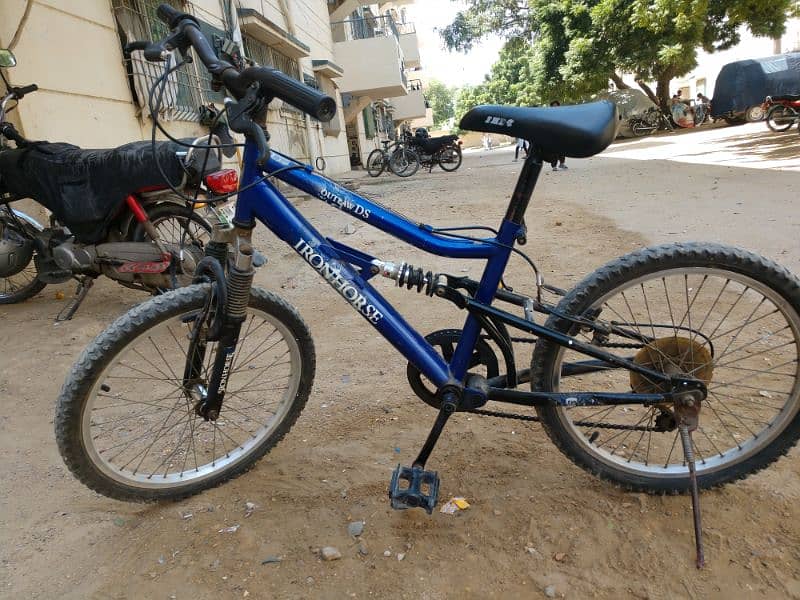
[407,328,499,409]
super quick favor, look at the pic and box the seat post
[504,151,543,225]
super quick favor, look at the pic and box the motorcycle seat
[0,139,191,243]
[459,101,618,158]
[770,94,800,102]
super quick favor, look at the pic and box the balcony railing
[396,22,416,35]
[407,79,423,91]
[330,15,399,43]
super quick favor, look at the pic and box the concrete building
[0,0,424,175]
[327,0,427,166]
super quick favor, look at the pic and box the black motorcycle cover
[416,135,458,154]
[0,140,186,243]
[711,52,800,117]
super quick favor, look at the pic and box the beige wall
[0,0,351,174]
[390,88,425,120]
[334,35,406,97]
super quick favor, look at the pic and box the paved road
[468,122,800,273]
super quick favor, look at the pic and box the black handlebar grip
[156,3,191,28]
[241,67,337,122]
[123,40,150,54]
[14,84,38,97]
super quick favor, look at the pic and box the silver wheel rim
[81,303,303,489]
[547,267,800,480]
[152,214,210,247]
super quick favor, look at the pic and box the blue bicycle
[55,6,800,568]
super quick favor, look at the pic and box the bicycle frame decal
[293,237,384,323]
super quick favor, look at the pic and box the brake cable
[147,55,305,207]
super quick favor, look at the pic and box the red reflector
[458,140,463,145]
[205,169,239,194]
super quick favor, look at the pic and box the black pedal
[389,465,440,514]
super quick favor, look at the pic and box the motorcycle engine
[0,226,34,277]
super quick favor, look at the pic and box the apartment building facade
[0,0,427,174]
[327,0,428,166]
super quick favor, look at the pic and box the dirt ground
[1,123,799,600]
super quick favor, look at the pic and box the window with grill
[242,34,303,117]
[112,0,232,122]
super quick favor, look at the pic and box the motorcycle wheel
[389,147,420,178]
[766,106,798,132]
[132,203,212,291]
[0,211,46,304]
[366,149,386,177]
[629,120,652,137]
[133,203,212,248]
[438,144,463,172]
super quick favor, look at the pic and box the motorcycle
[627,106,674,137]
[0,49,239,320]
[398,128,463,173]
[763,94,800,132]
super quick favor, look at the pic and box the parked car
[711,52,800,124]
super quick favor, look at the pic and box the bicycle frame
[232,141,680,408]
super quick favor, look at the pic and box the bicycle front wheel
[531,243,800,494]
[55,285,315,501]
[366,148,386,177]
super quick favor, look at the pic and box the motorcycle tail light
[205,168,239,195]
[458,140,463,145]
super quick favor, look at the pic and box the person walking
[514,137,528,161]
[549,101,567,170]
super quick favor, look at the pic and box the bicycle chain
[470,332,652,431]
[487,334,644,349]
[465,407,655,431]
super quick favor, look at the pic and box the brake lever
[225,84,270,166]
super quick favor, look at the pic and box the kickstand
[679,424,705,569]
[56,277,94,322]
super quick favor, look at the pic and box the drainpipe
[276,0,321,167]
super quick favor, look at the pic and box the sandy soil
[1,123,799,600]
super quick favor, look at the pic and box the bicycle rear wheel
[389,147,419,177]
[55,285,315,501]
[531,243,800,494]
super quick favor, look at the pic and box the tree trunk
[654,71,673,113]
[635,78,659,107]
[609,72,631,90]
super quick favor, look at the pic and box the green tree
[442,0,799,110]
[425,79,456,127]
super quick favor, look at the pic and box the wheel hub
[0,227,34,277]
[630,336,713,394]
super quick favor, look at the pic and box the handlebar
[151,4,336,123]
[12,84,38,98]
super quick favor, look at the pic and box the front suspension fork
[187,224,255,421]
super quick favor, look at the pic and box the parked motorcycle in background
[0,49,239,320]
[763,94,800,132]
[396,128,463,173]
[627,106,674,137]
